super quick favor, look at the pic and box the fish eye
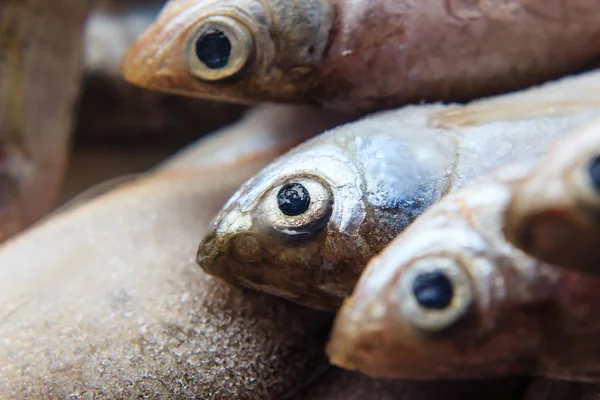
[587,155,600,193]
[395,257,473,333]
[411,271,454,309]
[261,177,333,236]
[186,15,254,81]
[277,183,311,216]
[571,153,600,209]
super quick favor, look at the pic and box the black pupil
[412,271,453,309]
[195,29,232,69]
[588,155,600,192]
[277,183,311,217]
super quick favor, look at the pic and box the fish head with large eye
[196,142,372,311]
[197,125,458,311]
[327,223,544,379]
[120,0,333,103]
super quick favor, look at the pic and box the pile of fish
[3,0,600,398]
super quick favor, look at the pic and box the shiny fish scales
[121,0,600,112]
[503,118,600,277]
[327,155,600,382]
[196,69,600,311]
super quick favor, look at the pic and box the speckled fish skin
[120,0,600,112]
[327,158,600,381]
[503,118,600,277]
[197,69,600,311]
[0,0,87,242]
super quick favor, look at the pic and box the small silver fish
[504,118,600,276]
[121,0,600,112]
[327,156,600,381]
[197,69,600,311]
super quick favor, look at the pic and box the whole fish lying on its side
[197,69,600,311]
[326,143,600,382]
[120,0,600,112]
[503,117,600,277]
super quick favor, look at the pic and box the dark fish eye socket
[412,271,454,309]
[277,183,311,216]
[195,29,232,69]
[588,155,600,192]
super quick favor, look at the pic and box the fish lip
[196,228,222,275]
[326,301,366,370]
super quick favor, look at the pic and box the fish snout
[327,296,387,373]
[196,229,221,274]
[197,228,264,277]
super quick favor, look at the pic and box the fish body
[0,0,87,241]
[197,69,600,311]
[503,118,600,276]
[327,156,600,381]
[122,0,600,112]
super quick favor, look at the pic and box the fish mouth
[325,299,365,371]
[196,231,219,274]
[197,227,265,277]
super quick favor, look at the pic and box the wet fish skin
[327,155,600,381]
[196,69,600,311]
[122,0,600,112]
[503,118,600,276]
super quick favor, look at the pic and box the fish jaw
[120,0,333,104]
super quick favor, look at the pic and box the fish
[503,117,600,277]
[0,134,334,399]
[120,0,600,112]
[0,140,529,399]
[326,155,600,381]
[0,0,87,242]
[196,69,600,311]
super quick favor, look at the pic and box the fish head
[197,139,368,311]
[120,0,332,104]
[504,120,600,275]
[328,182,546,378]
[197,118,456,310]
